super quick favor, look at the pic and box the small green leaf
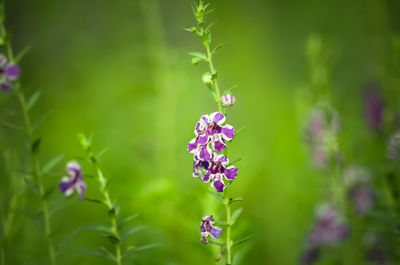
[121,226,145,241]
[103,234,120,244]
[232,235,253,248]
[227,84,239,92]
[42,154,65,174]
[229,197,243,205]
[189,52,207,60]
[84,198,105,205]
[33,111,52,131]
[119,213,140,228]
[84,225,111,233]
[212,42,225,54]
[96,147,110,160]
[14,45,32,63]
[78,248,116,261]
[231,207,243,225]
[26,90,41,111]
[24,177,39,195]
[227,158,241,167]
[0,120,23,131]
[208,190,224,201]
[31,138,41,154]
[132,243,159,253]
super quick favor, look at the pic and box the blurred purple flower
[0,54,20,91]
[387,132,400,161]
[200,215,222,244]
[308,205,350,246]
[221,93,236,107]
[343,165,374,215]
[188,112,235,161]
[193,153,238,192]
[364,86,384,131]
[59,161,86,200]
[305,108,340,168]
[349,184,374,215]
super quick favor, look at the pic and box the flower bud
[191,57,200,65]
[202,72,213,86]
[221,93,236,107]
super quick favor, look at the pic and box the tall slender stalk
[81,138,122,265]
[14,80,57,265]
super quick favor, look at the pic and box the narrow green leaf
[229,197,243,205]
[78,248,116,261]
[42,154,65,174]
[0,120,23,131]
[14,45,31,63]
[227,158,241,167]
[121,226,145,241]
[96,147,110,160]
[103,234,120,244]
[231,207,243,225]
[84,198,105,205]
[33,111,52,131]
[227,84,239,92]
[232,235,253,247]
[212,42,225,54]
[84,225,111,233]
[26,90,41,111]
[24,177,39,195]
[208,190,224,201]
[189,51,207,60]
[119,213,140,228]
[132,243,159,253]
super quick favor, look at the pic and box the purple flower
[193,153,238,192]
[200,215,222,244]
[0,54,20,91]
[188,112,235,161]
[364,85,384,131]
[387,132,400,161]
[349,184,374,215]
[305,108,340,168]
[59,161,86,200]
[221,93,236,107]
[308,205,350,246]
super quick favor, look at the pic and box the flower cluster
[200,215,222,244]
[343,165,374,216]
[301,205,350,265]
[188,112,237,192]
[59,161,86,200]
[305,108,340,168]
[0,54,20,91]
[364,85,384,131]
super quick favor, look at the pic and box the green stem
[205,45,223,113]
[225,201,232,265]
[15,85,57,265]
[89,156,122,265]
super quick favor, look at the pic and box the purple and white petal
[210,112,226,125]
[224,166,238,180]
[197,144,212,161]
[221,124,235,140]
[5,64,20,81]
[212,174,226,192]
[59,176,76,196]
[188,138,198,153]
[210,225,222,239]
[212,135,226,152]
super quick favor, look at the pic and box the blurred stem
[14,83,57,265]
[205,45,223,113]
[385,171,400,226]
[225,200,232,265]
[86,151,122,265]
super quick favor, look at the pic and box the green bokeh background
[1,0,400,264]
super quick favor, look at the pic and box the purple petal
[197,134,209,145]
[0,82,11,91]
[198,145,211,161]
[5,64,20,81]
[76,181,86,201]
[212,137,226,152]
[212,175,225,192]
[203,171,211,182]
[221,125,235,140]
[59,177,75,195]
[210,225,222,239]
[188,138,198,153]
[210,112,225,124]
[224,166,238,180]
